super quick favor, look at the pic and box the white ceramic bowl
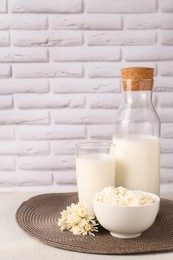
[93,192,160,239]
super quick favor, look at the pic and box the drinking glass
[75,142,116,212]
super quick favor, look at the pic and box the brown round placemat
[16,193,173,255]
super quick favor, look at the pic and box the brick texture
[87,31,156,46]
[51,47,120,61]
[0,32,10,46]
[10,0,83,13]
[51,14,122,30]
[0,48,48,62]
[0,0,172,192]
[124,14,173,29]
[160,0,173,13]
[0,65,11,78]
[0,0,7,13]
[12,31,83,47]
[0,126,14,140]
[0,79,49,94]
[0,15,48,30]
[86,0,156,13]
[13,63,83,78]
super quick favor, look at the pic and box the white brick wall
[0,0,173,193]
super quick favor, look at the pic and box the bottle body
[113,68,160,195]
[113,135,160,195]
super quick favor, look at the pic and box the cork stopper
[121,67,154,91]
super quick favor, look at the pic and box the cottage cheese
[94,186,156,206]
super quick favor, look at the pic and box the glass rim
[75,141,115,150]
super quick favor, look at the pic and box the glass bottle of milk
[113,67,161,195]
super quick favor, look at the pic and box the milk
[113,135,160,195]
[76,153,116,212]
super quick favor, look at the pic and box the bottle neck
[121,79,154,106]
[122,90,153,106]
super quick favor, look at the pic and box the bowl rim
[93,191,160,209]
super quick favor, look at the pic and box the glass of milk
[75,142,116,213]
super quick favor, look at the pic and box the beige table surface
[0,192,173,260]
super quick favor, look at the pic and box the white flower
[58,202,99,236]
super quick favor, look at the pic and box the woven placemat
[16,192,173,255]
